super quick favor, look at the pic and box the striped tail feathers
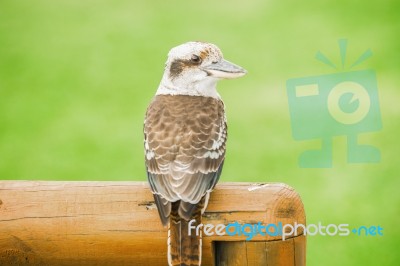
[168,200,204,266]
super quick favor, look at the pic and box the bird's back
[144,95,226,215]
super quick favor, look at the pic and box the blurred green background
[1,0,399,265]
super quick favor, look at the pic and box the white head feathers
[156,41,246,98]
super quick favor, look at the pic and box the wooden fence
[0,181,306,265]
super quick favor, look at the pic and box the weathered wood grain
[0,181,306,265]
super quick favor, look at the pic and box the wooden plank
[265,238,295,266]
[0,181,306,265]
[294,235,306,266]
[215,241,248,266]
[246,242,267,266]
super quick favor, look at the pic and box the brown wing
[144,95,226,225]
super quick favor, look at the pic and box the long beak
[202,59,247,79]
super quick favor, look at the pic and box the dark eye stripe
[170,60,185,78]
[169,55,202,79]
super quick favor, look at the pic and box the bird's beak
[202,59,247,79]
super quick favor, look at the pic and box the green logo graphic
[286,39,382,168]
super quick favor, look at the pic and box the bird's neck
[156,75,221,99]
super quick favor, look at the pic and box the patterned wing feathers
[144,95,226,219]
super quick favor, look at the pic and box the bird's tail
[168,202,203,266]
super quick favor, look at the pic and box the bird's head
[157,41,247,98]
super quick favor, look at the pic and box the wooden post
[0,181,306,265]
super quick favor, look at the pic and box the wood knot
[138,201,157,210]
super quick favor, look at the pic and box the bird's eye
[190,54,201,64]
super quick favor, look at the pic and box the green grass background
[1,0,399,265]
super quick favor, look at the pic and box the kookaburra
[144,41,246,266]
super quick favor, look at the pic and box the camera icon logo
[286,40,382,168]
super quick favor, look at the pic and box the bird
[144,41,246,266]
